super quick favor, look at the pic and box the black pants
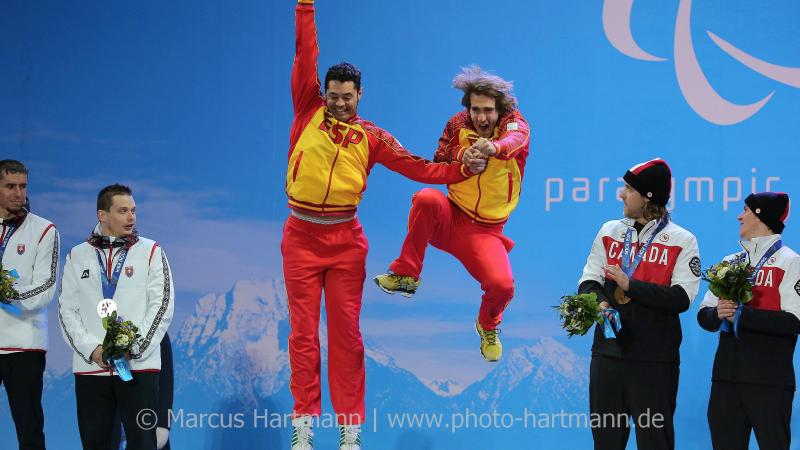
[110,415,170,450]
[75,372,159,450]
[589,356,678,450]
[0,352,46,450]
[708,381,793,450]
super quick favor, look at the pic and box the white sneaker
[291,416,314,450]
[339,424,361,450]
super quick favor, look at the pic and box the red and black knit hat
[745,192,790,234]
[623,158,672,206]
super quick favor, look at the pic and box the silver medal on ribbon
[97,299,118,318]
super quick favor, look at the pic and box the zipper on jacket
[320,148,342,213]
[473,172,483,215]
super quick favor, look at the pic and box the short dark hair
[324,62,361,91]
[0,160,28,180]
[97,184,133,211]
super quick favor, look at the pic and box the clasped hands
[461,138,497,174]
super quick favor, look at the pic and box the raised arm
[292,0,324,115]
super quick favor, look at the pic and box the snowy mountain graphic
[457,337,589,413]
[171,279,589,407]
[166,278,593,449]
[426,378,463,397]
[174,279,291,405]
[16,278,598,450]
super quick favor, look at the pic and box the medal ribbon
[95,247,134,381]
[721,240,782,336]
[0,224,21,316]
[95,247,129,300]
[0,223,18,260]
[602,308,622,339]
[621,220,668,278]
[747,240,782,284]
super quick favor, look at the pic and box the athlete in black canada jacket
[698,192,799,450]
[578,159,701,450]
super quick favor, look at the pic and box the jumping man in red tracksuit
[284,2,478,449]
[374,66,531,362]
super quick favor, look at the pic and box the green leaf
[556,292,603,338]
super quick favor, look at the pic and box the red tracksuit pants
[388,188,515,330]
[281,215,367,424]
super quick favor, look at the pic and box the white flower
[716,266,729,278]
[115,334,130,347]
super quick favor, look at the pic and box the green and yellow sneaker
[475,321,502,362]
[373,273,420,298]
[291,416,314,450]
[339,424,361,450]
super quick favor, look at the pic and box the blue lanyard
[0,224,18,260]
[621,220,668,278]
[747,240,783,283]
[95,248,129,300]
[603,308,622,339]
[721,240,783,338]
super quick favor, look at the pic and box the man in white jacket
[59,184,173,450]
[697,192,800,450]
[0,160,59,450]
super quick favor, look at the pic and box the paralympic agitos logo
[603,0,800,125]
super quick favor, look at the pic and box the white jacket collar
[740,234,782,263]
[621,217,663,241]
[92,223,119,242]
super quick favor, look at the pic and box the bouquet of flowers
[554,292,604,338]
[702,259,754,304]
[0,263,20,304]
[101,311,141,381]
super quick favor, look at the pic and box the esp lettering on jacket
[318,119,364,149]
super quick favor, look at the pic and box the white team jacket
[699,234,800,318]
[580,217,701,301]
[0,212,60,352]
[59,227,174,374]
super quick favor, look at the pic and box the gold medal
[614,287,631,305]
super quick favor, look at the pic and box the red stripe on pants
[389,188,515,330]
[281,215,367,424]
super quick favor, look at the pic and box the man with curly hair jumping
[374,66,531,362]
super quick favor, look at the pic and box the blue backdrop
[2,0,800,448]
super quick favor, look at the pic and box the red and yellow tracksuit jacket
[287,3,471,217]
[433,110,531,224]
